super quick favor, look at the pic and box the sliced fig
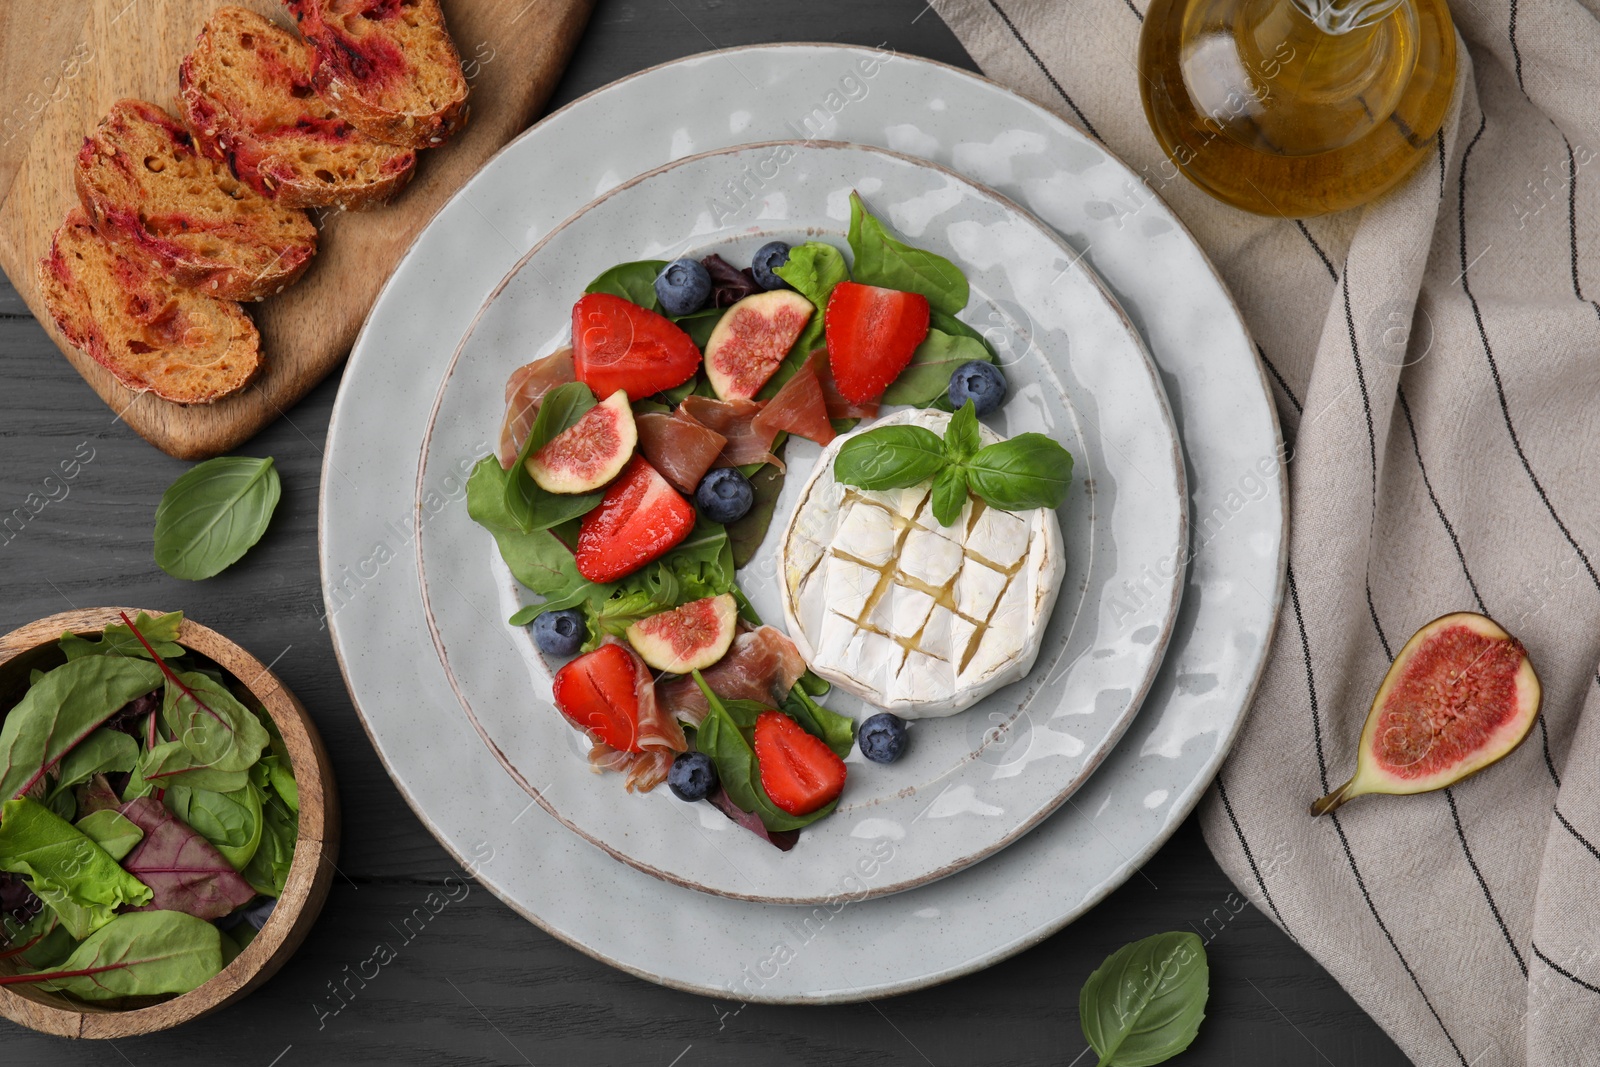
[1311,612,1541,815]
[703,290,814,400]
[625,593,739,674]
[525,389,637,494]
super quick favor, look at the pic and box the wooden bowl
[0,608,339,1038]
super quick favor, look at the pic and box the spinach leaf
[74,809,143,862]
[782,687,855,759]
[966,434,1075,511]
[833,425,947,489]
[153,456,281,581]
[264,755,299,813]
[674,307,726,351]
[166,783,262,872]
[0,656,165,802]
[691,673,837,832]
[1080,932,1209,1066]
[847,192,968,316]
[8,911,77,970]
[118,796,257,919]
[160,670,271,773]
[125,741,252,798]
[586,259,669,310]
[46,729,138,801]
[727,444,787,569]
[467,456,588,601]
[880,329,993,408]
[59,610,184,662]
[244,775,297,898]
[503,381,603,533]
[0,798,152,939]
[4,911,224,1002]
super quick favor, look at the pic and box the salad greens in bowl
[0,608,335,1038]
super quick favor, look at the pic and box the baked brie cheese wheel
[778,409,1065,718]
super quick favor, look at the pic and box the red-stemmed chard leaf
[0,911,222,1000]
[116,797,255,920]
[118,612,223,732]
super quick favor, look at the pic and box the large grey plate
[320,44,1286,1002]
[417,140,1185,904]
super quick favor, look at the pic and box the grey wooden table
[0,2,1411,1063]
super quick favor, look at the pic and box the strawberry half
[574,456,695,583]
[552,643,646,752]
[753,711,848,816]
[572,292,701,400]
[824,281,931,404]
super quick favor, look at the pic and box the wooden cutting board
[0,0,592,459]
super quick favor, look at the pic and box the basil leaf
[0,797,153,939]
[930,465,969,527]
[833,425,948,490]
[966,434,1075,512]
[60,610,183,662]
[24,911,224,1002]
[153,456,281,580]
[847,191,968,316]
[0,656,164,803]
[881,329,994,408]
[945,401,981,463]
[585,259,668,309]
[1080,932,1209,1066]
[74,809,144,862]
[504,381,603,533]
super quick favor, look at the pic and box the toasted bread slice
[75,99,317,301]
[288,0,470,150]
[180,7,416,211]
[38,210,262,404]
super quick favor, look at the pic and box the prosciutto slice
[657,625,809,726]
[496,347,576,468]
[580,640,686,793]
[805,350,878,421]
[588,744,675,794]
[680,395,784,469]
[636,409,727,495]
[750,365,836,446]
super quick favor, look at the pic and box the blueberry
[655,258,712,317]
[695,467,755,524]
[668,751,719,802]
[531,607,585,657]
[948,360,1008,416]
[858,712,909,764]
[750,241,792,290]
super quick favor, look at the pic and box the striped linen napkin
[931,1,1600,1063]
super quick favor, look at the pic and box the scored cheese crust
[778,409,1065,718]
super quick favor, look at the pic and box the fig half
[703,290,814,400]
[1311,612,1541,815]
[526,389,637,494]
[626,593,739,674]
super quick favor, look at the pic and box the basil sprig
[832,402,1073,526]
[1079,932,1210,1066]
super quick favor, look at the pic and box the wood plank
[0,0,593,460]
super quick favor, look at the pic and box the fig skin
[1311,612,1541,816]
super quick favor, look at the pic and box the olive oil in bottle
[1138,0,1456,217]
